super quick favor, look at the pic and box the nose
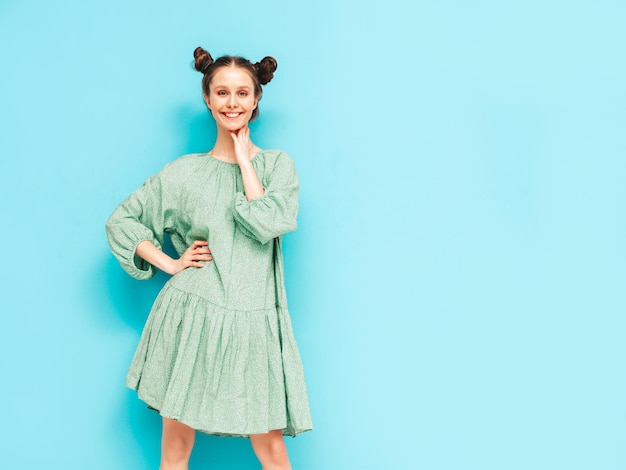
[228,93,237,108]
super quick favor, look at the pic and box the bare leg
[160,417,195,470]
[250,429,292,470]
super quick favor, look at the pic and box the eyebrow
[213,85,252,90]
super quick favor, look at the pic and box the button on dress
[106,149,312,437]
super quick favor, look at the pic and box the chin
[223,120,250,131]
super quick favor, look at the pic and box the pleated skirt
[126,284,313,437]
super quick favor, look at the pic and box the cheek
[243,98,257,112]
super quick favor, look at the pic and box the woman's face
[205,65,258,131]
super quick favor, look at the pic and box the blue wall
[1,1,625,469]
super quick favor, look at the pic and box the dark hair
[193,46,277,122]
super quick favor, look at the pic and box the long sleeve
[105,174,166,280]
[233,151,299,245]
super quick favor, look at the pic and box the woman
[106,46,312,470]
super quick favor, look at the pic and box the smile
[222,113,242,119]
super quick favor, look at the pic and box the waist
[166,265,277,310]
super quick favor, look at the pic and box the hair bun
[193,46,214,74]
[255,56,278,85]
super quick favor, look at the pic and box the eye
[217,90,227,96]
[238,91,248,97]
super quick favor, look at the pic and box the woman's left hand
[230,125,265,200]
[230,126,251,165]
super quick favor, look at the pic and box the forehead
[210,65,255,89]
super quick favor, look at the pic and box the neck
[209,127,256,163]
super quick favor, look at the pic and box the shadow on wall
[173,104,216,155]
[103,255,165,331]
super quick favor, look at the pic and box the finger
[190,242,208,253]
[192,254,213,261]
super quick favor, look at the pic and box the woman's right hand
[170,240,213,275]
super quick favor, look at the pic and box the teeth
[225,113,240,118]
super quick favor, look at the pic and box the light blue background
[1,1,625,469]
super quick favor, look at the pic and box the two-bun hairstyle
[193,46,277,121]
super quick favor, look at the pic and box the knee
[259,438,290,466]
[269,440,289,465]
[161,435,193,464]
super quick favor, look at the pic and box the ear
[204,95,211,109]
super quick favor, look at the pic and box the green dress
[106,149,312,437]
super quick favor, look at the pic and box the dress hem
[127,380,312,438]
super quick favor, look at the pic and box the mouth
[222,112,243,119]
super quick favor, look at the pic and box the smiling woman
[105,46,312,470]
[196,48,277,124]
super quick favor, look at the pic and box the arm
[105,174,166,280]
[136,239,212,276]
[232,126,265,201]
[106,169,213,279]
[232,148,299,245]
